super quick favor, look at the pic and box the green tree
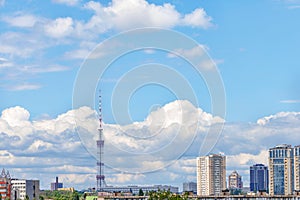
[72,192,79,200]
[138,189,144,196]
[25,195,29,200]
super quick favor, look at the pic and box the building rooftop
[270,144,292,149]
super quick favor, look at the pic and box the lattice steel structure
[96,93,106,191]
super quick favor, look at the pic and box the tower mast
[97,91,106,191]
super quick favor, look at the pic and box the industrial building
[196,154,226,196]
[50,176,63,191]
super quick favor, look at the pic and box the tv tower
[96,92,106,191]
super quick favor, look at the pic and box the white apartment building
[295,145,300,192]
[11,179,39,200]
[196,154,226,196]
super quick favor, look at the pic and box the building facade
[196,154,226,196]
[0,169,11,200]
[11,179,40,200]
[228,171,243,189]
[269,144,294,195]
[250,164,269,192]
[183,182,197,194]
[295,145,300,192]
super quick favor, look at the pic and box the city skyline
[1,0,300,191]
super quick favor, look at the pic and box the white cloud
[1,106,30,127]
[167,46,219,71]
[0,0,5,6]
[64,49,91,59]
[170,46,207,59]
[19,65,69,73]
[0,57,13,68]
[52,0,79,6]
[227,150,268,168]
[27,140,54,152]
[8,83,42,91]
[0,57,8,62]
[0,32,48,58]
[280,99,300,104]
[182,8,212,28]
[1,101,300,189]
[83,0,180,30]
[107,173,145,184]
[257,111,300,126]
[82,0,212,32]
[2,14,40,28]
[44,17,74,38]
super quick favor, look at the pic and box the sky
[1,0,300,191]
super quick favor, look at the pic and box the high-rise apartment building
[228,171,243,189]
[269,144,294,195]
[294,145,300,192]
[196,154,226,196]
[11,179,40,200]
[250,164,269,192]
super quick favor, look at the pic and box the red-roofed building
[0,169,11,200]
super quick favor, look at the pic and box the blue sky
[1,0,300,190]
[1,0,300,122]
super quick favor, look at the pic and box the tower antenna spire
[96,90,106,191]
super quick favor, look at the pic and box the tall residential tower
[269,144,294,195]
[196,154,226,196]
[228,171,243,189]
[294,145,300,192]
[250,164,269,192]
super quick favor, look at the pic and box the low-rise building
[183,182,197,194]
[11,179,40,200]
[101,185,178,195]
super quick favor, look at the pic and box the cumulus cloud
[1,106,30,126]
[1,100,300,189]
[82,0,212,32]
[257,111,300,126]
[182,8,212,28]
[44,17,74,38]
